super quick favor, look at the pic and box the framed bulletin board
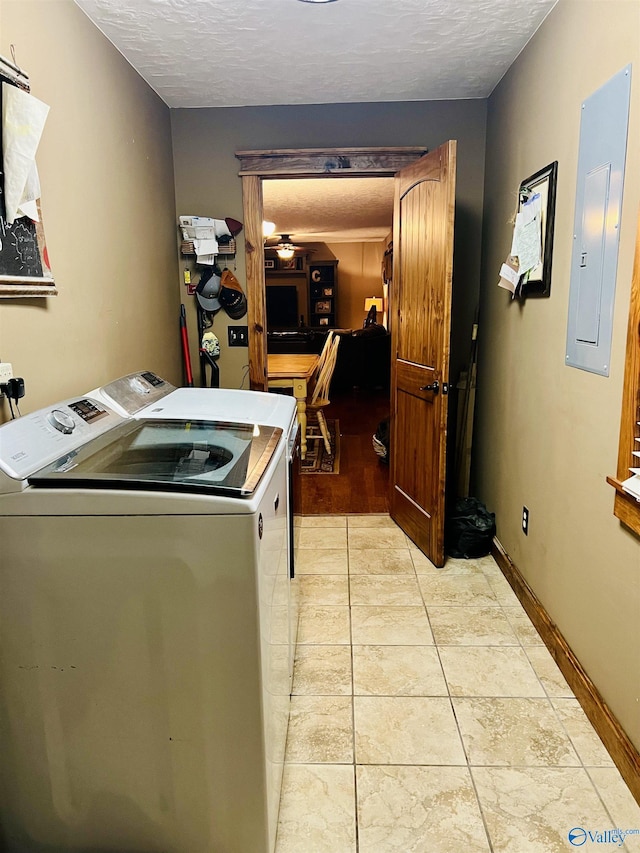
[516,161,558,298]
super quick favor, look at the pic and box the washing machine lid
[28,417,282,497]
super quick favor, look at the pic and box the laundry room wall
[475,0,640,752]
[326,241,387,331]
[0,0,180,421]
[170,99,487,391]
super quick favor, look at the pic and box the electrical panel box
[565,65,632,376]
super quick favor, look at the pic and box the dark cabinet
[308,261,338,329]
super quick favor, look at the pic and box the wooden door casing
[390,142,456,567]
[237,148,428,391]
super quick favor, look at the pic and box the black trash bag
[445,497,496,558]
[372,418,390,464]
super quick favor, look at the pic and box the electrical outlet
[522,506,530,536]
[228,326,248,347]
[0,363,14,383]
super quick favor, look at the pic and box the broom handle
[180,304,194,387]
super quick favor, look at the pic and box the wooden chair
[306,334,340,455]
[314,330,335,375]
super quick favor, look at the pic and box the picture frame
[264,258,276,270]
[319,317,329,326]
[278,257,300,271]
[315,299,332,313]
[516,161,558,298]
[322,286,334,297]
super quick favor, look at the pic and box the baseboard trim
[491,537,640,805]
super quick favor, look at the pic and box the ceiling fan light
[276,246,295,260]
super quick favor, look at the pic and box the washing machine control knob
[48,409,76,434]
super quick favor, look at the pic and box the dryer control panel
[0,397,125,487]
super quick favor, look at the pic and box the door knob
[419,380,439,394]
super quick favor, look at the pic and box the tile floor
[275,514,640,853]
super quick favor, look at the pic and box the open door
[389,141,456,568]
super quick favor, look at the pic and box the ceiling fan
[265,234,307,259]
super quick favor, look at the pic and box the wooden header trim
[236,147,428,177]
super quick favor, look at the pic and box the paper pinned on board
[498,255,520,294]
[2,83,50,224]
[511,193,542,276]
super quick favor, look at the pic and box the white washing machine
[0,385,297,853]
[89,372,301,679]
[90,372,301,676]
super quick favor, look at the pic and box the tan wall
[326,241,386,330]
[0,0,180,421]
[171,100,487,388]
[475,0,640,748]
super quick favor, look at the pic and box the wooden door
[389,141,456,567]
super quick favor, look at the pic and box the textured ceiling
[72,0,557,240]
[73,0,558,109]
[263,177,395,244]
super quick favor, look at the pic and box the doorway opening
[263,176,393,514]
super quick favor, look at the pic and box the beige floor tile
[352,645,447,696]
[551,698,614,766]
[293,645,352,695]
[439,646,546,697]
[428,605,519,645]
[347,514,398,528]
[295,548,348,575]
[418,573,499,606]
[296,606,351,645]
[502,606,545,645]
[413,552,484,574]
[524,645,574,697]
[297,574,349,605]
[357,765,491,853]
[351,605,434,645]
[286,696,353,763]
[350,575,423,606]
[476,554,504,576]
[348,527,408,550]
[453,697,580,766]
[349,548,415,575]
[409,548,442,573]
[486,573,520,605]
[587,768,640,851]
[298,527,348,549]
[298,515,347,528]
[472,766,613,853]
[276,764,356,853]
[354,696,466,764]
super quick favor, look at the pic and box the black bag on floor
[446,497,496,558]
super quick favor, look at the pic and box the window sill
[607,476,640,538]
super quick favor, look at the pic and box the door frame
[236,148,428,391]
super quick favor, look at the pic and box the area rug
[301,419,340,474]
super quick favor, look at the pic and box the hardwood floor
[298,388,390,515]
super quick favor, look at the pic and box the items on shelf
[178,215,242,264]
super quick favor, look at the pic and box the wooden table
[267,354,319,460]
